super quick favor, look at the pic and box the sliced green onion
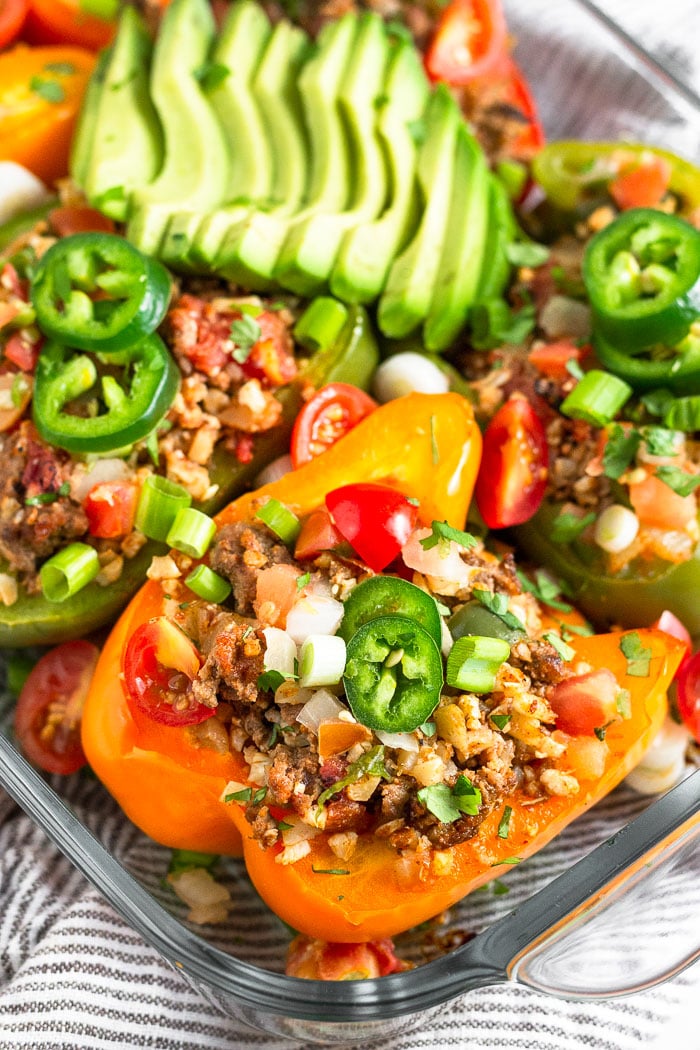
[166,507,216,558]
[663,395,700,432]
[256,497,300,546]
[40,543,100,602]
[185,564,231,604]
[560,369,632,426]
[135,475,192,542]
[293,297,348,352]
[298,634,347,688]
[446,636,510,694]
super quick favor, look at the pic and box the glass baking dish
[1,0,700,1044]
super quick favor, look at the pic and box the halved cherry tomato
[325,483,419,573]
[475,394,548,530]
[0,0,28,48]
[425,0,507,84]
[488,55,545,159]
[84,481,138,539]
[528,340,589,381]
[652,610,692,679]
[291,383,377,469]
[48,205,116,237]
[14,639,99,774]
[609,156,672,211]
[677,649,700,743]
[4,330,40,372]
[548,668,621,737]
[23,0,116,50]
[123,617,211,727]
[294,507,343,561]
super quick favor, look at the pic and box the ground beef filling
[174,520,577,859]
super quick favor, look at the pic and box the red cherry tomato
[475,394,548,530]
[548,668,621,737]
[123,617,212,728]
[294,507,343,561]
[528,340,589,381]
[487,55,545,159]
[14,640,99,774]
[0,0,28,48]
[677,650,700,743]
[291,383,377,469]
[325,483,419,573]
[84,481,138,539]
[425,0,507,84]
[48,206,116,237]
[23,0,116,49]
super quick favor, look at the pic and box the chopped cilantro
[257,669,296,693]
[566,357,585,381]
[492,879,510,896]
[619,632,651,677]
[616,688,632,719]
[654,466,700,498]
[406,496,420,507]
[504,241,550,268]
[30,76,65,103]
[603,424,641,480]
[276,820,293,832]
[490,713,511,731]
[472,588,526,632]
[542,631,575,662]
[317,746,390,809]
[560,621,594,642]
[497,805,512,839]
[253,787,268,806]
[643,426,678,458]
[417,776,481,824]
[230,315,262,363]
[312,866,350,875]
[516,568,573,612]
[296,572,310,591]
[44,62,76,76]
[419,520,478,552]
[550,510,596,543]
[492,856,522,866]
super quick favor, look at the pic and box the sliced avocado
[188,205,252,270]
[214,13,354,288]
[70,47,110,191]
[127,0,230,250]
[330,37,430,305]
[81,7,163,222]
[126,203,173,258]
[474,173,517,303]
[159,210,205,271]
[377,84,460,340]
[274,12,390,297]
[423,122,491,351]
[214,19,310,288]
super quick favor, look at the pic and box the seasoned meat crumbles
[155,510,606,867]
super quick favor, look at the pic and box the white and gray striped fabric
[2,0,700,1047]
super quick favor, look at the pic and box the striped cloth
[2,1,700,1048]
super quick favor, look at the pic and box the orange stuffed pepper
[82,392,684,941]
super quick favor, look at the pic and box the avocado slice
[274,12,390,297]
[423,122,491,351]
[330,37,430,305]
[80,6,163,223]
[214,19,310,289]
[70,47,110,192]
[377,83,460,340]
[474,173,517,303]
[127,0,230,254]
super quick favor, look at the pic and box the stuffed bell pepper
[81,393,685,942]
[0,209,379,646]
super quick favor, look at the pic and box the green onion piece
[135,475,192,542]
[40,543,100,602]
[298,634,347,688]
[185,565,231,604]
[560,369,632,426]
[446,636,511,694]
[293,296,348,352]
[663,395,700,432]
[256,497,300,546]
[166,507,216,559]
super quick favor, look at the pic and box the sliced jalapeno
[583,208,700,351]
[337,575,442,648]
[593,329,700,394]
[31,232,172,353]
[343,614,443,733]
[32,334,180,454]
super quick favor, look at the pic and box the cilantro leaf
[542,631,575,662]
[312,866,350,875]
[30,76,65,103]
[472,589,526,632]
[619,632,652,677]
[642,426,678,458]
[516,569,573,612]
[603,425,641,480]
[549,510,596,543]
[257,669,296,693]
[230,315,262,363]
[654,466,700,498]
[317,746,390,809]
[497,805,512,839]
[417,776,482,823]
[420,520,478,551]
[490,713,511,731]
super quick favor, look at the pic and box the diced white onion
[254,453,293,487]
[285,593,344,644]
[440,617,454,658]
[167,868,231,925]
[220,780,249,803]
[296,688,346,734]
[281,819,321,846]
[71,458,134,502]
[593,504,640,553]
[372,352,450,403]
[299,633,346,688]
[401,528,471,586]
[625,717,690,796]
[376,730,420,753]
[0,162,51,225]
[540,294,591,340]
[262,626,297,677]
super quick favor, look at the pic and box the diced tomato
[291,383,378,469]
[528,340,589,380]
[425,0,508,84]
[84,481,138,539]
[253,563,300,628]
[677,649,700,743]
[564,734,609,781]
[286,934,408,980]
[609,157,672,211]
[14,640,99,774]
[23,0,116,49]
[0,370,32,432]
[548,668,621,737]
[326,483,419,573]
[628,473,696,531]
[4,330,41,372]
[1,262,28,300]
[48,205,116,237]
[123,617,211,727]
[0,0,28,49]
[240,310,297,387]
[474,394,548,529]
[294,507,343,561]
[317,719,372,760]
